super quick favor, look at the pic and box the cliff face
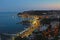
[18,10,60,16]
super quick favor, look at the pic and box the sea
[0,12,25,34]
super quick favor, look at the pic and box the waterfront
[16,10,60,40]
[0,11,60,40]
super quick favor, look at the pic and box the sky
[0,0,60,12]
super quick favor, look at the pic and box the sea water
[0,12,25,34]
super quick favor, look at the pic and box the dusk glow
[0,0,60,12]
